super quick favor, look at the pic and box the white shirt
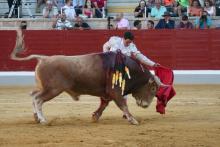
[62,5,76,20]
[103,36,139,56]
[116,18,130,29]
[151,6,167,19]
[103,36,155,66]
[204,6,215,16]
[55,19,73,30]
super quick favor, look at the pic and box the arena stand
[0,0,137,18]
[1,0,220,30]
[0,30,220,85]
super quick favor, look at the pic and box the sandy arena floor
[0,85,220,147]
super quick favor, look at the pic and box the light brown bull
[11,29,159,125]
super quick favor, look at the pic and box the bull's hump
[43,53,104,76]
[44,53,100,61]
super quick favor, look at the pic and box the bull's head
[132,77,158,108]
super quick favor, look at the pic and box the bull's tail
[11,29,46,61]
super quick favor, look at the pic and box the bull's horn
[154,76,170,88]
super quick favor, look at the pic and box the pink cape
[154,66,176,114]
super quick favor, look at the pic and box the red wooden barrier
[0,30,220,71]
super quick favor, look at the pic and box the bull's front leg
[92,97,110,122]
[113,95,139,125]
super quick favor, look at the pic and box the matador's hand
[153,63,160,67]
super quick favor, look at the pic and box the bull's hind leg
[30,89,40,123]
[92,97,110,122]
[32,89,62,124]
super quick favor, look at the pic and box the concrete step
[108,0,139,3]
[108,6,136,13]
[107,0,138,17]
[108,13,135,19]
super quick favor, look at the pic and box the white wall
[1,71,220,86]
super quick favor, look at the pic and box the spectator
[52,12,73,30]
[146,0,155,14]
[148,0,155,6]
[43,0,59,18]
[204,0,216,16]
[134,0,148,18]
[216,0,220,16]
[151,0,167,19]
[7,0,13,15]
[188,0,203,17]
[91,0,107,18]
[83,0,94,18]
[163,0,175,12]
[74,17,91,30]
[57,0,65,11]
[73,0,84,16]
[155,11,175,29]
[36,0,57,13]
[195,10,212,29]
[177,0,189,16]
[115,13,130,30]
[62,0,76,20]
[147,20,154,29]
[6,0,21,18]
[177,15,194,29]
[36,0,46,13]
[170,1,181,17]
[133,20,142,30]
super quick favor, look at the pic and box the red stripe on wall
[0,29,220,71]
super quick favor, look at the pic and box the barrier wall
[0,30,220,71]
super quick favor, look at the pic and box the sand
[0,85,220,147]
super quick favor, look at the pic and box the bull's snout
[136,99,141,106]
[141,101,149,108]
[136,99,149,108]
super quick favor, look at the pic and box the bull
[11,29,159,125]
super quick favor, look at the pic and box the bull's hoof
[129,118,139,125]
[122,114,127,119]
[33,113,40,123]
[91,113,100,122]
[40,120,48,125]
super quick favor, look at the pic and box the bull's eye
[151,86,157,93]
[152,87,155,91]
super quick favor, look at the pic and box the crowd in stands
[134,0,220,18]
[117,10,213,29]
[35,0,107,18]
[4,0,220,29]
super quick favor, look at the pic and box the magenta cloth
[154,66,176,114]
